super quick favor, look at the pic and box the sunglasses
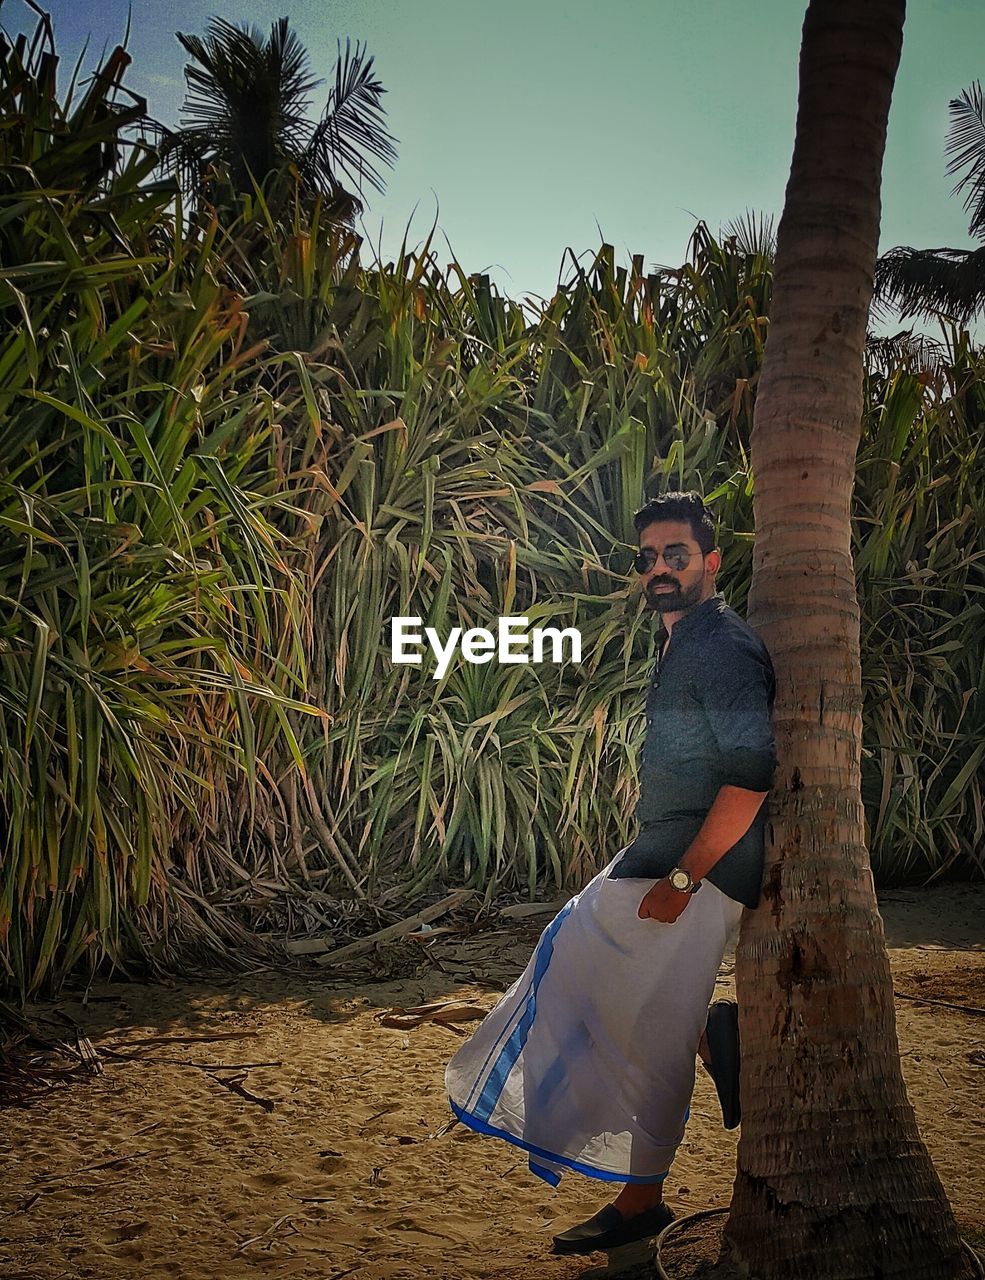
[633,545,695,574]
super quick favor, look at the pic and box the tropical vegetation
[0,16,981,998]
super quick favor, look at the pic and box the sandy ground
[2,885,983,1280]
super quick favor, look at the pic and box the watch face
[670,870,691,892]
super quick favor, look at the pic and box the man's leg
[701,999,741,1129]
[611,1178,665,1215]
[570,1010,720,1223]
[552,885,742,1255]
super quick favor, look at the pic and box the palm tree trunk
[727,2,970,1277]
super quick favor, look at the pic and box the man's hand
[638,877,695,922]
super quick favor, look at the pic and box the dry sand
[2,885,983,1280]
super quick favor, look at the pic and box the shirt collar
[661,592,727,644]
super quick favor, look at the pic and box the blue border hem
[449,1099,670,1186]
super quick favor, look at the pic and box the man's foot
[704,998,741,1129]
[550,1201,674,1255]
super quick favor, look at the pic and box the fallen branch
[51,1012,104,1075]
[376,1000,490,1031]
[209,1071,275,1112]
[2,1193,39,1216]
[283,936,337,956]
[98,1031,260,1057]
[33,1150,150,1184]
[124,1031,260,1046]
[201,1060,281,1071]
[97,1046,282,1070]
[895,992,985,1017]
[235,1212,299,1253]
[0,1007,104,1105]
[315,890,473,966]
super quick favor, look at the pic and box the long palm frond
[946,80,985,239]
[864,328,948,379]
[873,244,985,323]
[875,80,985,322]
[308,39,398,198]
[152,123,214,199]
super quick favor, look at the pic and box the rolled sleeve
[699,640,777,792]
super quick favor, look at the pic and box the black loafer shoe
[706,998,741,1130]
[551,1201,674,1255]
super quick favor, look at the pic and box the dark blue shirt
[610,593,777,907]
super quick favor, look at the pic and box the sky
[7,0,985,308]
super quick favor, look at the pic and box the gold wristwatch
[668,866,700,894]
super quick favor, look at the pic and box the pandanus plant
[0,14,980,1000]
[0,21,319,994]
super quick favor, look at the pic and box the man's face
[636,518,720,615]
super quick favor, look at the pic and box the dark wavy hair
[632,492,716,555]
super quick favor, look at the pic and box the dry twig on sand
[32,1150,151,1184]
[208,1070,275,1112]
[235,1212,305,1253]
[895,992,985,1016]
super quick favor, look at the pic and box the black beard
[644,578,704,613]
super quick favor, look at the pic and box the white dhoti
[445,855,742,1186]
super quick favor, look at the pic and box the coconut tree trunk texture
[726,2,970,1278]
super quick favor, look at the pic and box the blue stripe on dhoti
[471,900,572,1123]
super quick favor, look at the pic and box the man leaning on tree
[446,491,777,1255]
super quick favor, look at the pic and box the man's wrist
[667,865,700,894]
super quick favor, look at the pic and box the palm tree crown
[160,17,397,219]
[876,81,985,322]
